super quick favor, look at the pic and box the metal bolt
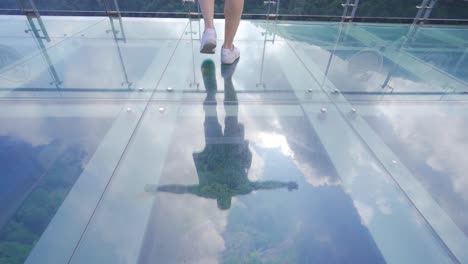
[167,87,173,92]
[391,160,398,164]
[308,88,313,93]
[138,87,144,92]
[126,107,132,112]
[159,107,166,113]
[351,108,357,114]
[320,107,328,114]
[333,88,340,94]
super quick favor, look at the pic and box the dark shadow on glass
[145,59,298,210]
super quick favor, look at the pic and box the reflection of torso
[193,138,252,189]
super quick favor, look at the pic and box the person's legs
[223,0,244,50]
[199,0,217,54]
[199,0,215,31]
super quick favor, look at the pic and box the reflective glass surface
[1,15,468,264]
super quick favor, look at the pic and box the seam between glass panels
[65,20,190,264]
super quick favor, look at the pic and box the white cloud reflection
[374,104,468,234]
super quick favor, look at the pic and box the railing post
[104,0,132,89]
[17,0,50,41]
[183,0,200,89]
[341,0,359,22]
[18,0,62,88]
[104,0,126,41]
[415,0,438,24]
[256,0,279,89]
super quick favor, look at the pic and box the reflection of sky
[140,112,384,263]
[363,104,468,236]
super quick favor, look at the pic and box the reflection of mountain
[0,137,87,264]
[0,117,113,264]
[0,136,47,229]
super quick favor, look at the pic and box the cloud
[353,201,375,227]
[377,104,468,203]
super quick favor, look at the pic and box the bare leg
[223,0,244,49]
[199,0,215,31]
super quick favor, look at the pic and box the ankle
[223,43,234,50]
[204,25,215,32]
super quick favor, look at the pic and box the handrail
[1,9,468,25]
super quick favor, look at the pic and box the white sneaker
[221,45,240,64]
[200,29,217,54]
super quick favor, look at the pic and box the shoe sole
[200,42,216,54]
[221,56,240,65]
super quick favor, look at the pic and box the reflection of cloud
[251,130,340,188]
[248,147,264,181]
[378,105,468,203]
[294,161,340,188]
[303,46,432,93]
[376,197,392,215]
[0,118,51,146]
[145,193,227,264]
[353,201,374,227]
[254,132,294,158]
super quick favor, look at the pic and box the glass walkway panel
[0,3,467,264]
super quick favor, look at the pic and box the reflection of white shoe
[221,58,239,79]
[221,45,240,64]
[200,29,217,54]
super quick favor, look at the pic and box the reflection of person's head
[201,59,216,77]
[217,196,232,210]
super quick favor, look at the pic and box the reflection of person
[145,60,298,210]
[198,0,243,64]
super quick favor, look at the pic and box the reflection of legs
[224,92,240,139]
[199,0,215,30]
[201,59,222,142]
[221,58,239,104]
[222,62,240,138]
[223,0,244,50]
[201,60,217,103]
[204,110,223,143]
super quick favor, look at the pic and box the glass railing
[1,0,467,21]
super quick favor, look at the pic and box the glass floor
[0,15,467,264]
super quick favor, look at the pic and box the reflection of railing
[341,0,360,22]
[415,0,438,24]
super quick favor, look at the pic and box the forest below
[1,0,467,19]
